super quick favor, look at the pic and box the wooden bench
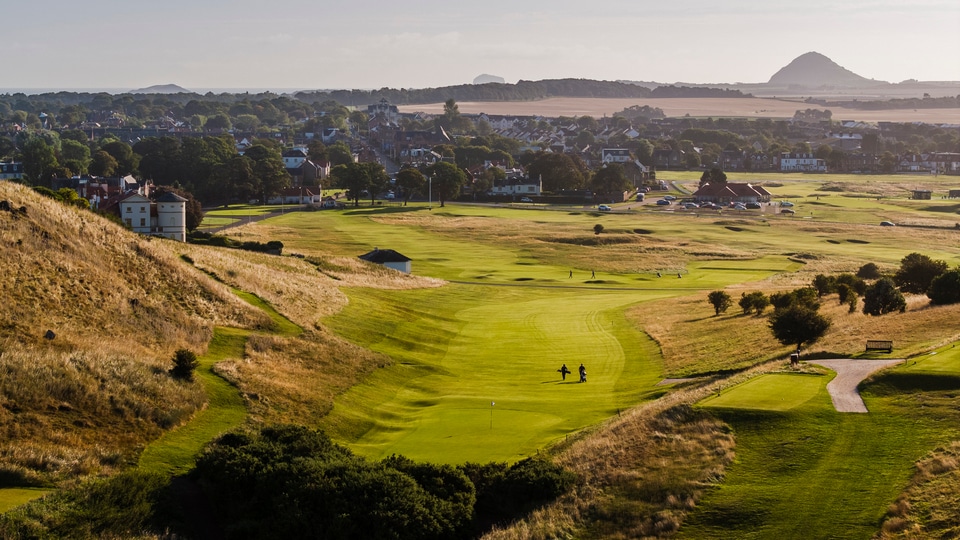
[865,340,893,353]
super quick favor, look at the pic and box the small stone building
[359,248,412,274]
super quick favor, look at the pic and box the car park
[598,204,612,211]
[656,199,671,206]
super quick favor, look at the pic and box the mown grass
[137,327,249,476]
[0,488,53,515]
[699,372,828,411]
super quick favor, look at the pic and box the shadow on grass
[865,372,960,395]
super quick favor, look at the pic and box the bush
[927,268,960,305]
[857,262,882,279]
[739,291,769,316]
[863,277,907,316]
[169,349,199,381]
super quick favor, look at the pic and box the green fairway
[322,284,672,463]
[137,327,250,476]
[699,373,828,411]
[0,488,52,514]
[682,386,960,540]
[902,342,960,374]
[301,205,788,463]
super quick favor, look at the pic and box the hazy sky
[5,0,959,91]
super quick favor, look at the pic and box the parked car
[520,197,533,203]
[656,199,671,206]
[880,221,896,226]
[598,204,612,211]
[682,202,700,209]
[781,201,795,207]
[746,202,762,209]
[780,208,796,215]
[733,203,747,210]
[636,193,645,201]
[663,195,677,201]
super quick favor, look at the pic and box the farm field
[398,97,960,123]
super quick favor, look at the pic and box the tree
[331,162,370,207]
[363,162,390,205]
[428,161,466,207]
[170,349,199,381]
[60,138,91,175]
[590,163,631,202]
[739,291,770,316]
[812,274,836,297]
[245,144,290,203]
[307,140,329,164]
[856,262,882,280]
[526,153,586,193]
[21,137,59,186]
[769,287,820,311]
[707,291,733,315]
[593,223,604,235]
[89,150,118,177]
[927,268,960,305]
[769,306,831,351]
[862,277,907,315]
[328,141,353,166]
[395,168,426,206]
[99,140,138,176]
[893,252,947,294]
[699,167,727,188]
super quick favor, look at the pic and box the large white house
[779,152,827,172]
[118,192,187,242]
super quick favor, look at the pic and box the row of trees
[707,254,960,354]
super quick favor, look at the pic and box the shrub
[857,262,882,279]
[739,291,769,316]
[863,277,907,316]
[893,252,947,294]
[927,268,960,305]
[169,349,199,381]
[707,290,732,315]
[594,224,604,235]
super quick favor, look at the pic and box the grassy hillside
[0,182,268,486]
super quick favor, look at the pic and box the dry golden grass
[213,327,390,427]
[877,441,960,539]
[0,182,270,485]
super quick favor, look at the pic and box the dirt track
[808,359,903,413]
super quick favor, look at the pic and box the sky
[4,0,959,92]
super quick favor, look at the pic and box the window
[126,206,131,213]
[140,206,146,213]
[125,218,132,226]
[140,218,146,227]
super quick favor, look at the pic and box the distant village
[1,91,958,242]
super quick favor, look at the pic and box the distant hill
[767,52,883,88]
[474,74,505,85]
[129,83,192,94]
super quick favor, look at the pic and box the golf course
[191,169,960,538]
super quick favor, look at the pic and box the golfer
[579,364,587,383]
[558,364,571,381]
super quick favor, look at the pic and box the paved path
[808,359,904,413]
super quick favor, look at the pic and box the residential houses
[0,162,23,180]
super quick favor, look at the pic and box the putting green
[699,373,828,411]
[903,343,960,374]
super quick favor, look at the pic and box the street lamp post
[429,175,432,210]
